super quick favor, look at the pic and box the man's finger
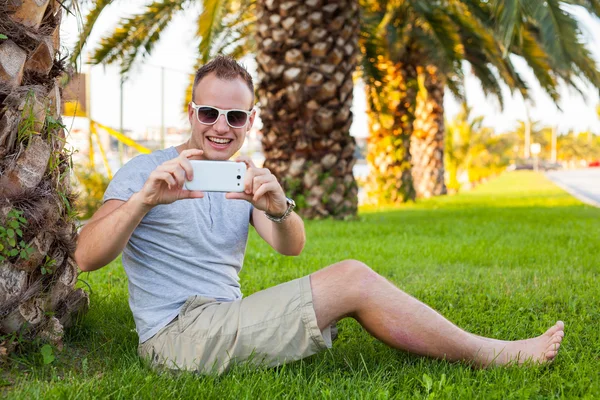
[243,168,257,194]
[181,148,204,159]
[252,174,273,195]
[178,157,194,181]
[253,181,280,202]
[173,168,186,187]
[236,155,256,169]
[225,192,253,202]
[152,171,177,189]
[180,190,204,199]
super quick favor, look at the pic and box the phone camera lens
[237,175,241,179]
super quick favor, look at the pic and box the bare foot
[477,321,565,367]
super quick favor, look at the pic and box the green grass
[3,171,599,399]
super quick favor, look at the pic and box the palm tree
[255,1,360,219]
[411,1,600,197]
[360,0,525,202]
[363,0,600,203]
[74,0,360,219]
[0,1,89,360]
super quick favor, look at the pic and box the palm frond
[532,0,574,71]
[70,0,113,64]
[447,2,519,96]
[492,0,525,54]
[444,70,465,102]
[466,56,506,109]
[206,0,256,59]
[90,0,187,75]
[197,0,232,63]
[409,1,464,70]
[359,9,389,87]
[537,0,600,88]
[359,32,387,115]
[183,0,256,110]
[515,27,561,103]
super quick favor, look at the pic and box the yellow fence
[88,121,151,179]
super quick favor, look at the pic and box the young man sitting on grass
[74,56,564,375]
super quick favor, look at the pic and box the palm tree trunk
[256,0,360,219]
[0,1,88,359]
[364,56,417,204]
[411,65,447,198]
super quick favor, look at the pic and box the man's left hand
[225,156,288,217]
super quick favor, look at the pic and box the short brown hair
[193,56,254,105]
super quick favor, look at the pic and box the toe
[545,340,561,355]
[552,333,564,342]
[545,321,565,337]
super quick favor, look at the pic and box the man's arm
[226,157,306,256]
[251,208,305,256]
[75,148,205,272]
[74,194,151,272]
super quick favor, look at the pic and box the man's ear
[188,102,195,125]
[247,109,257,130]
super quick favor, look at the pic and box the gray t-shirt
[103,147,253,342]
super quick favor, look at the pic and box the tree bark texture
[364,55,417,204]
[0,0,88,362]
[256,0,360,219]
[411,65,447,198]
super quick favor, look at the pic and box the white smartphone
[184,160,246,192]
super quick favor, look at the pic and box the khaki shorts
[138,276,332,374]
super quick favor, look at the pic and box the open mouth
[207,136,233,145]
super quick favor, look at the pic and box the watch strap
[265,198,295,223]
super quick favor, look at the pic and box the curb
[545,173,600,208]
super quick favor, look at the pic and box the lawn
[2,171,599,399]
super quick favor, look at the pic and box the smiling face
[183,72,255,160]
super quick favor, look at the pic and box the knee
[333,259,381,288]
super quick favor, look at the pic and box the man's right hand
[138,148,205,208]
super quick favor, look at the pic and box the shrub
[74,166,109,220]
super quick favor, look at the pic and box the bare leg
[310,260,564,367]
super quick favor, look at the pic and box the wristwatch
[265,197,296,223]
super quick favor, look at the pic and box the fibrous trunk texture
[364,55,417,204]
[0,0,88,362]
[256,0,360,219]
[411,65,447,198]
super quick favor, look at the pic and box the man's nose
[214,114,229,133]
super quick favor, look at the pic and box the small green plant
[0,209,33,262]
[40,344,55,365]
[40,255,56,275]
[17,91,42,146]
[46,114,66,131]
[0,34,8,40]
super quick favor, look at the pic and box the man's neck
[175,142,189,154]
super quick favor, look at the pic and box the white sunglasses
[190,102,253,128]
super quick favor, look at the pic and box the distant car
[540,161,562,171]
[506,163,533,171]
[507,161,562,171]
[589,160,600,167]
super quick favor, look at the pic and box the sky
[60,2,600,139]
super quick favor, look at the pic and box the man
[75,56,564,375]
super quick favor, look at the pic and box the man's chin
[203,150,235,161]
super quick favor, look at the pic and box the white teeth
[208,137,232,144]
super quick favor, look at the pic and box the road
[546,168,600,207]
